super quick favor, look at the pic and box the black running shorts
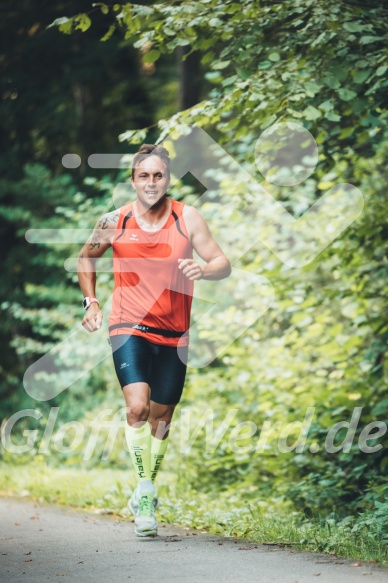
[110,334,189,405]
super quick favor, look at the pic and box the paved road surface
[0,498,387,583]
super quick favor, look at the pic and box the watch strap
[82,297,99,310]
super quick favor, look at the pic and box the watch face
[82,298,89,310]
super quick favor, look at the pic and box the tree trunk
[177,47,202,110]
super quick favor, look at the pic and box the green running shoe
[128,485,159,516]
[134,492,158,537]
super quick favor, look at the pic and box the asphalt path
[1,498,387,583]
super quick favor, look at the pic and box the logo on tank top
[129,233,139,241]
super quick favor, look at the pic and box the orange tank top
[109,198,194,346]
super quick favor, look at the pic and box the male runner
[77,144,231,537]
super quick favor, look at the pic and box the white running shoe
[128,485,159,515]
[134,492,158,537]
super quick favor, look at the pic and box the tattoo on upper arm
[96,211,119,230]
[96,217,109,230]
[81,211,120,255]
[86,226,104,251]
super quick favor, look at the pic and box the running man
[77,144,231,537]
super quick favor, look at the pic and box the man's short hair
[132,144,170,178]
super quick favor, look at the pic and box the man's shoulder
[170,198,194,221]
[94,207,122,232]
[181,203,202,223]
[99,204,131,223]
[105,207,123,220]
[171,198,186,212]
[181,204,207,242]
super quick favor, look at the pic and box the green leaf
[286,108,303,119]
[353,70,370,84]
[175,38,191,46]
[222,75,238,86]
[58,20,74,35]
[118,128,148,143]
[325,111,341,121]
[133,5,154,16]
[360,36,384,44]
[236,68,251,80]
[212,60,231,70]
[343,22,365,33]
[48,17,74,34]
[337,88,357,101]
[93,3,109,14]
[268,52,280,62]
[304,82,322,97]
[338,127,354,139]
[205,71,222,83]
[201,52,215,65]
[198,38,215,51]
[258,61,272,70]
[48,17,71,29]
[142,50,160,64]
[74,14,92,32]
[319,100,333,112]
[209,17,223,27]
[260,114,277,129]
[323,76,340,89]
[304,105,321,120]
[376,65,387,77]
[101,24,115,42]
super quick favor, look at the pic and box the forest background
[0,0,387,563]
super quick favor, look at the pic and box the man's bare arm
[179,206,231,281]
[77,209,120,332]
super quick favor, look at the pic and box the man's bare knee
[149,402,176,438]
[126,401,150,424]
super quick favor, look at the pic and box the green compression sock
[125,422,152,485]
[150,434,169,482]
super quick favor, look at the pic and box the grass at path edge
[0,462,386,566]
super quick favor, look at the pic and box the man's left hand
[178,258,203,280]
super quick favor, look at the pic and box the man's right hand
[82,303,103,332]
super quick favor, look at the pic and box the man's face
[131,155,170,208]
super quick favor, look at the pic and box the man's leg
[123,381,158,536]
[146,342,188,482]
[148,401,176,483]
[125,339,187,524]
[123,382,153,489]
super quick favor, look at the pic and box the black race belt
[108,322,188,338]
